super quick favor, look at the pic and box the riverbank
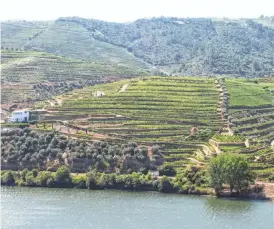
[1,169,272,201]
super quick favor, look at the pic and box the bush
[46,177,55,188]
[25,171,36,186]
[20,168,29,181]
[86,172,98,189]
[55,165,72,187]
[159,165,176,176]
[72,175,87,189]
[267,174,274,182]
[1,171,15,186]
[36,171,53,187]
[139,167,149,175]
[157,176,175,193]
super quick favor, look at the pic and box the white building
[92,91,105,97]
[10,110,30,122]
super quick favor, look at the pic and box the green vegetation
[1,50,150,104]
[2,16,274,76]
[226,78,274,143]
[1,128,161,173]
[226,79,273,108]
[47,76,222,168]
[0,165,212,195]
[159,165,176,176]
[212,134,245,142]
[1,17,274,199]
[208,154,255,194]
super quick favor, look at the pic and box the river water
[1,186,273,229]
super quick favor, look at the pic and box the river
[1,186,273,229]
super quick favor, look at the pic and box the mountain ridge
[1,16,274,77]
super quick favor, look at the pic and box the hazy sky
[1,0,273,22]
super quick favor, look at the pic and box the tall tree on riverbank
[208,153,255,195]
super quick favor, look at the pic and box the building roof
[12,109,29,113]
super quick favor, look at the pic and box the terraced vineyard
[216,141,274,180]
[206,77,274,180]
[42,76,224,168]
[226,78,274,143]
[1,50,150,104]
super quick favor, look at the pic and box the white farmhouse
[10,110,30,122]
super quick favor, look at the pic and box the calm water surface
[1,186,273,229]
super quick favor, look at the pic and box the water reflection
[205,197,254,214]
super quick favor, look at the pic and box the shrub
[157,176,175,193]
[1,171,15,186]
[36,171,53,187]
[159,165,176,176]
[20,168,29,181]
[267,174,274,182]
[46,177,55,188]
[139,167,149,175]
[25,171,36,186]
[86,172,98,189]
[54,165,72,187]
[72,175,87,189]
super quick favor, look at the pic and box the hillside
[2,16,274,76]
[226,78,274,143]
[38,76,224,170]
[1,20,149,69]
[31,76,273,178]
[1,50,150,105]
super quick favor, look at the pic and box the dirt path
[256,181,274,200]
[118,84,128,93]
[147,146,153,160]
[48,98,63,107]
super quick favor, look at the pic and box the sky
[0,0,273,22]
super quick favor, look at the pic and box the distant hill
[0,50,150,104]
[1,16,274,77]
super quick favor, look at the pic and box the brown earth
[256,181,274,200]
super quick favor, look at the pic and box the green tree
[159,165,176,176]
[36,171,53,187]
[86,172,98,189]
[54,165,72,187]
[157,176,175,193]
[1,171,15,186]
[20,168,29,182]
[25,171,36,186]
[208,153,255,195]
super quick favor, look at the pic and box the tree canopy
[208,153,255,194]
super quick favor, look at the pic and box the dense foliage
[0,165,212,195]
[208,153,255,194]
[1,128,162,172]
[2,16,274,76]
[159,165,176,176]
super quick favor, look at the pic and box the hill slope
[40,76,224,169]
[2,16,274,76]
[226,78,274,143]
[0,50,150,105]
[35,76,274,177]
